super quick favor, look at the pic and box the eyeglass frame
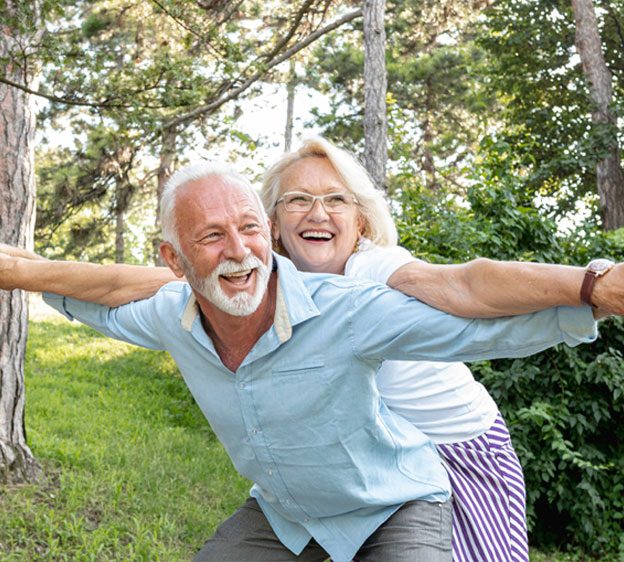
[276,191,360,213]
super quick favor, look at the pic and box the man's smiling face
[172,177,272,316]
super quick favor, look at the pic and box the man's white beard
[181,253,271,317]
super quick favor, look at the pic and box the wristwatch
[580,258,615,307]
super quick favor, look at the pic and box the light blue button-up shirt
[44,253,597,562]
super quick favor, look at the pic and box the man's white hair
[160,161,268,251]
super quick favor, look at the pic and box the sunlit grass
[0,319,250,561]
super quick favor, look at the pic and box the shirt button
[239,382,245,389]
[268,470,273,476]
[303,518,309,522]
[285,498,291,505]
[251,428,258,434]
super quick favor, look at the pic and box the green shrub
[395,141,624,558]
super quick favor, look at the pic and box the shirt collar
[179,252,319,342]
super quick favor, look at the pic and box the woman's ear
[271,218,280,241]
[357,212,365,238]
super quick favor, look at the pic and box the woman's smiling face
[272,156,363,274]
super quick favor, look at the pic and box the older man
[2,162,603,562]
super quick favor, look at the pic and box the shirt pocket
[271,358,326,384]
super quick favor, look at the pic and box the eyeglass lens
[282,192,355,212]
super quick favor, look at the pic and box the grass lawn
[1,319,250,561]
[0,316,592,561]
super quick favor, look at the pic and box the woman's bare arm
[387,258,624,318]
[0,248,178,307]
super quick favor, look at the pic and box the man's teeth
[223,269,252,278]
[301,231,332,239]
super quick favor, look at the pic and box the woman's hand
[592,263,624,317]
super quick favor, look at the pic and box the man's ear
[160,242,185,278]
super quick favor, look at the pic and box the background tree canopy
[1,0,623,557]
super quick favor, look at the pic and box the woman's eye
[288,194,310,203]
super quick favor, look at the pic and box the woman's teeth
[301,231,332,240]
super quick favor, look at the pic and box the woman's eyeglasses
[277,191,359,213]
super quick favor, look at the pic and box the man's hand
[0,252,19,291]
[0,243,47,261]
[591,263,624,316]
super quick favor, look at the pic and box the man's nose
[223,231,249,261]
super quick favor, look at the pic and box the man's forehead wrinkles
[185,208,263,236]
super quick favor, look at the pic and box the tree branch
[0,70,176,110]
[0,75,131,108]
[162,7,363,131]
[262,0,318,64]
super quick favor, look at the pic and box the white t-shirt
[344,239,498,444]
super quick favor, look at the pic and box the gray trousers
[193,496,452,562]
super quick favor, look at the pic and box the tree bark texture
[284,59,297,153]
[152,127,178,265]
[0,1,43,484]
[114,183,126,264]
[363,0,388,190]
[571,0,624,230]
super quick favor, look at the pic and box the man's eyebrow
[240,210,262,222]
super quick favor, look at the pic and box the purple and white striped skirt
[436,413,529,562]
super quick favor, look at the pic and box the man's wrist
[0,255,19,291]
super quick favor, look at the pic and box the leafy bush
[395,140,624,559]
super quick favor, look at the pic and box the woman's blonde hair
[260,136,397,247]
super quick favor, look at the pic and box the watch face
[588,259,615,273]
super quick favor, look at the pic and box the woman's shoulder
[345,239,418,284]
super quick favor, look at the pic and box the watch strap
[580,270,598,307]
[580,260,615,307]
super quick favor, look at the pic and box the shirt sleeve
[348,282,598,363]
[42,289,173,351]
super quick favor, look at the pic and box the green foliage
[305,0,494,191]
[396,139,624,558]
[397,138,569,263]
[0,319,250,561]
[477,0,624,219]
[32,0,347,263]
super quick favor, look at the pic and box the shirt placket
[235,363,311,523]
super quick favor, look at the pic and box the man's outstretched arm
[0,246,177,307]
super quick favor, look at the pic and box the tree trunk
[422,76,438,191]
[284,59,297,152]
[0,1,43,484]
[363,0,388,190]
[571,0,624,230]
[152,127,178,265]
[114,183,126,264]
